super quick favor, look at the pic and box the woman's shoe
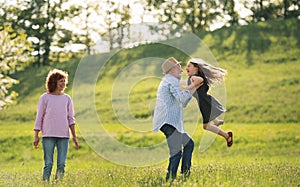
[227,131,233,147]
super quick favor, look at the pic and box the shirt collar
[164,74,180,85]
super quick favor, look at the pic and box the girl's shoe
[227,132,233,147]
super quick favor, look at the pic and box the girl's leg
[203,123,232,143]
[212,119,223,126]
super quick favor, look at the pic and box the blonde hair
[188,58,227,86]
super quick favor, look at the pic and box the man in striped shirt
[153,57,197,181]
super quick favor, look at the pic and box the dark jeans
[160,124,194,180]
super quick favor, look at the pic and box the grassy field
[0,123,299,186]
[2,19,298,126]
[0,19,299,186]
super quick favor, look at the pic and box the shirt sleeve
[67,96,75,125]
[169,83,192,107]
[34,95,46,131]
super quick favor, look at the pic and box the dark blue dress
[188,75,225,123]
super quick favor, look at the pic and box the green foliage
[0,9,299,187]
[198,18,300,123]
[0,25,33,110]
[3,0,82,66]
[0,19,299,124]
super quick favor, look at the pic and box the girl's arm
[184,76,203,94]
[186,76,203,94]
[190,76,203,89]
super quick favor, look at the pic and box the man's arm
[169,83,192,107]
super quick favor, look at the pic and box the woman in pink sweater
[33,69,79,182]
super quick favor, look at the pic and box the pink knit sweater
[34,93,75,138]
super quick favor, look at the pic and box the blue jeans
[42,137,69,181]
[160,124,194,180]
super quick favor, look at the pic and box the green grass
[0,123,299,186]
[1,163,299,186]
[0,19,299,186]
[1,19,299,125]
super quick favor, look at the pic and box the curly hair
[46,69,68,93]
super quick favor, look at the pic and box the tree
[5,0,80,66]
[146,0,223,33]
[51,29,73,62]
[116,3,131,49]
[221,0,239,26]
[251,0,282,21]
[283,0,300,19]
[102,0,132,51]
[242,0,299,23]
[0,25,33,110]
[60,1,104,55]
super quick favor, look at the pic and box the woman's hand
[69,124,79,150]
[33,130,40,149]
[72,137,79,150]
[33,136,39,149]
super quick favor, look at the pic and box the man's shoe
[182,170,190,179]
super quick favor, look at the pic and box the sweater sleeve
[67,96,75,125]
[34,94,46,131]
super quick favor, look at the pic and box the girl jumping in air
[185,58,233,147]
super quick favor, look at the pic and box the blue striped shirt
[153,74,192,133]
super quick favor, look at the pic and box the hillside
[0,18,299,126]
